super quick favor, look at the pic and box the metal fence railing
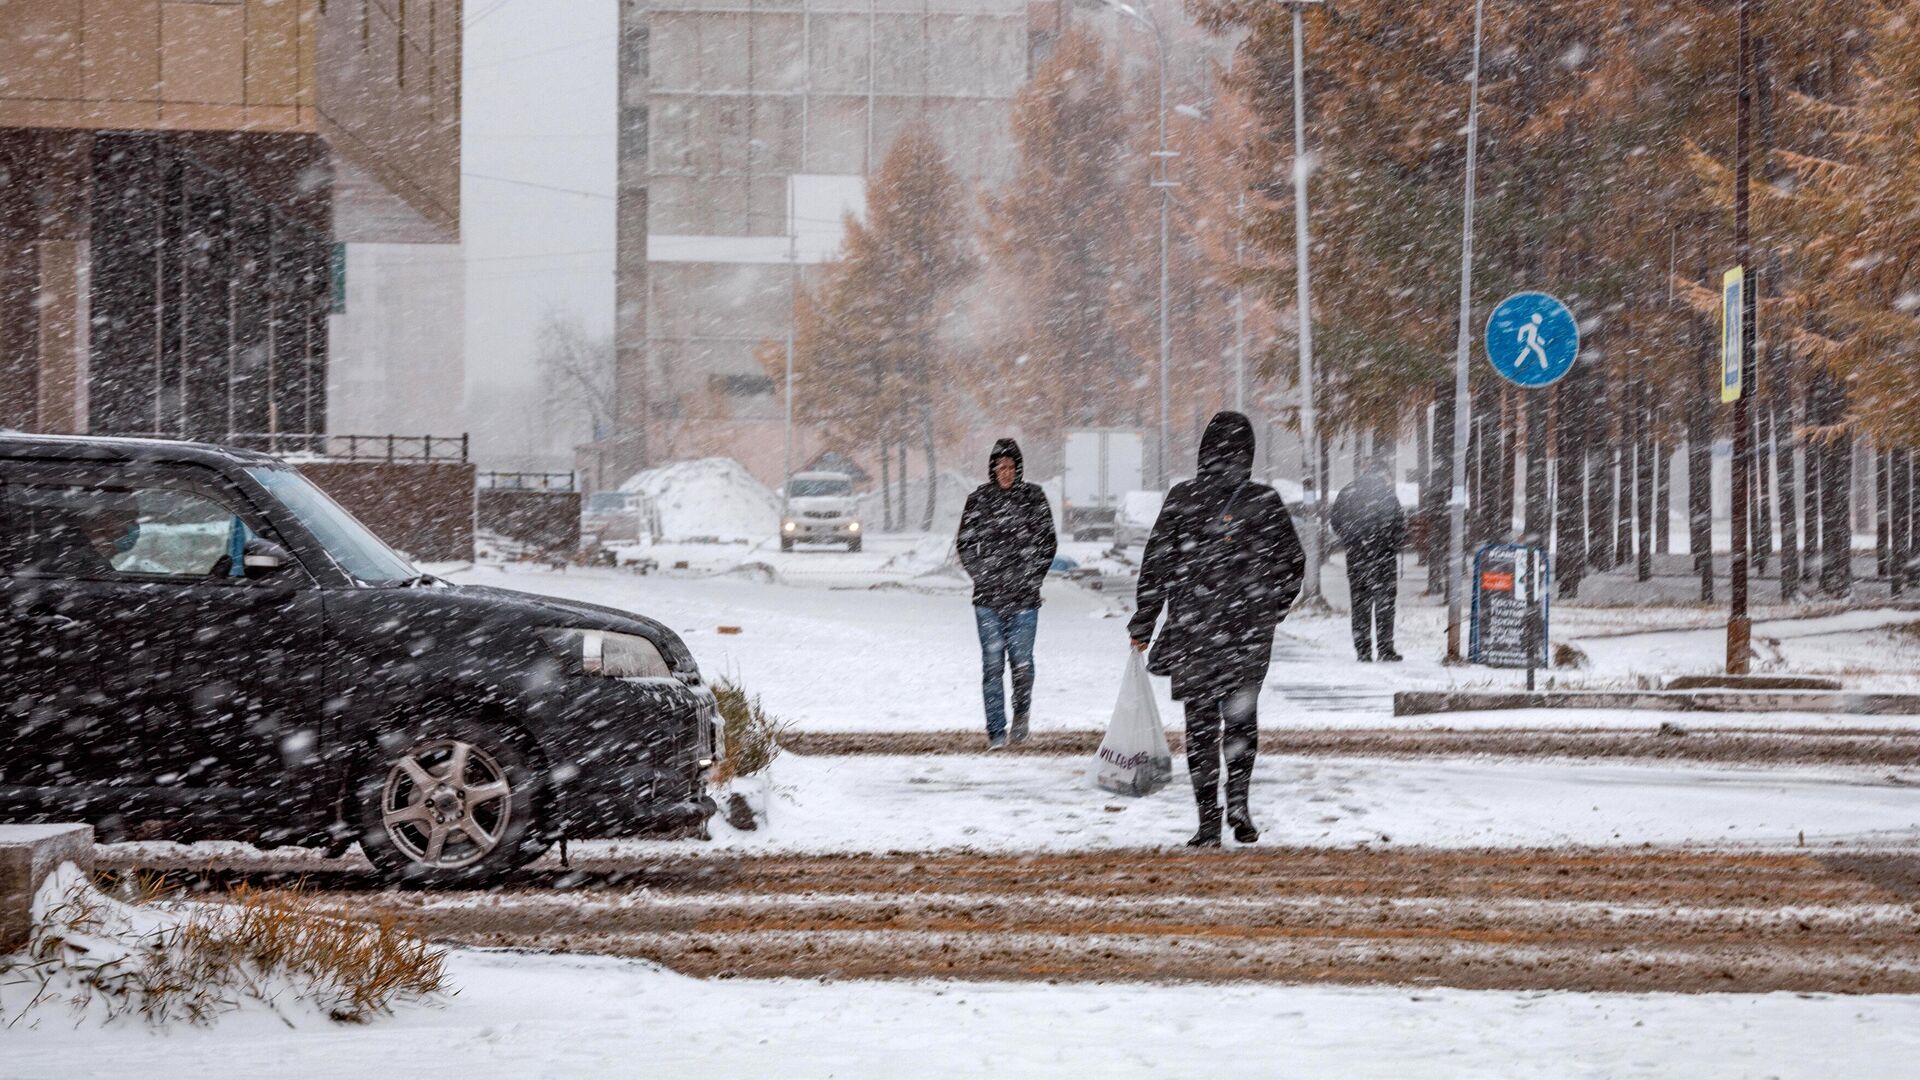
[105,432,470,464]
[477,471,577,492]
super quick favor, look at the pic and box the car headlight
[782,520,797,533]
[847,521,861,533]
[542,628,672,678]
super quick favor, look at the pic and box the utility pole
[783,182,798,512]
[1288,0,1325,604]
[1445,0,1486,662]
[1727,0,1757,673]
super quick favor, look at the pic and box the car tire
[847,538,862,553]
[356,712,542,888]
[780,537,794,552]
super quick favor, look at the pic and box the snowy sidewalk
[607,752,1920,857]
[9,950,1920,1079]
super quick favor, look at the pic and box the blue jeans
[973,607,1038,739]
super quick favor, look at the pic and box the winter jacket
[956,438,1058,612]
[1330,472,1407,576]
[1128,412,1306,702]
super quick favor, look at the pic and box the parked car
[582,489,660,545]
[0,434,719,886]
[780,470,863,552]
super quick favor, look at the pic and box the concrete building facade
[0,0,461,441]
[595,0,1059,490]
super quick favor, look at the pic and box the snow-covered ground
[9,949,1920,1079]
[443,539,1920,734]
[637,752,1920,855]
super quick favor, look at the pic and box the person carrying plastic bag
[1128,412,1305,848]
[1094,650,1174,797]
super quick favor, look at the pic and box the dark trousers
[1183,685,1259,824]
[1349,559,1398,660]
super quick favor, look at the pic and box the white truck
[780,471,864,552]
[1061,429,1146,540]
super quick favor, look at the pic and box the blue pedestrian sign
[1484,292,1579,388]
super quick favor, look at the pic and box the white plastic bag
[1094,651,1174,797]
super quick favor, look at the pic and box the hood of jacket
[1196,412,1255,484]
[988,438,1024,484]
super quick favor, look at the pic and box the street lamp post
[1108,0,1174,488]
[1727,0,1757,673]
[1286,0,1325,605]
[1445,0,1486,662]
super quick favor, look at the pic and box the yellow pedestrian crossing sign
[1720,267,1744,403]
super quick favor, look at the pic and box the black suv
[0,435,718,885]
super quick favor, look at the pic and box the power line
[463,172,614,199]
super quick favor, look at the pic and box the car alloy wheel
[378,738,514,869]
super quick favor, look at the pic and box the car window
[245,466,417,585]
[1,480,255,581]
[790,477,851,498]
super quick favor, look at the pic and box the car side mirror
[242,537,293,579]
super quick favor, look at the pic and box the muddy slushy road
[110,845,1920,995]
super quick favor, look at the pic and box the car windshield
[246,467,418,585]
[790,477,851,498]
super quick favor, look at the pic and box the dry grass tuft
[2,874,448,1027]
[711,677,793,783]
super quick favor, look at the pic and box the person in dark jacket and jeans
[1129,412,1305,847]
[956,438,1058,748]
[1330,461,1407,662]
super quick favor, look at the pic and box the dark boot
[1227,809,1259,844]
[1009,713,1029,745]
[1187,818,1222,847]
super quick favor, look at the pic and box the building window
[397,0,408,87]
[711,374,773,397]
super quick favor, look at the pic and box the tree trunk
[1415,400,1433,570]
[1777,381,1802,601]
[1427,380,1453,595]
[1589,382,1615,572]
[1889,447,1904,595]
[1815,374,1852,597]
[1655,404,1671,559]
[1555,381,1586,599]
[921,404,937,532]
[1690,325,1715,601]
[1755,405,1775,573]
[1636,381,1654,583]
[1874,447,1889,579]
[880,439,895,532]
[897,440,909,532]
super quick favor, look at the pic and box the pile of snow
[619,458,779,543]
[879,533,961,577]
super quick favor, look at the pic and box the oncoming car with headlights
[0,434,719,886]
[779,470,863,552]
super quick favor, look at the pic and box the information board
[1469,543,1550,669]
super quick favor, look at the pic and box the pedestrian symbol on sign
[1484,292,1579,388]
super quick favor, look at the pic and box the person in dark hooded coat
[1330,461,1407,662]
[956,438,1058,748]
[1128,412,1305,847]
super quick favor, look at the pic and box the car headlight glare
[848,521,861,533]
[782,520,797,533]
[542,628,672,678]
